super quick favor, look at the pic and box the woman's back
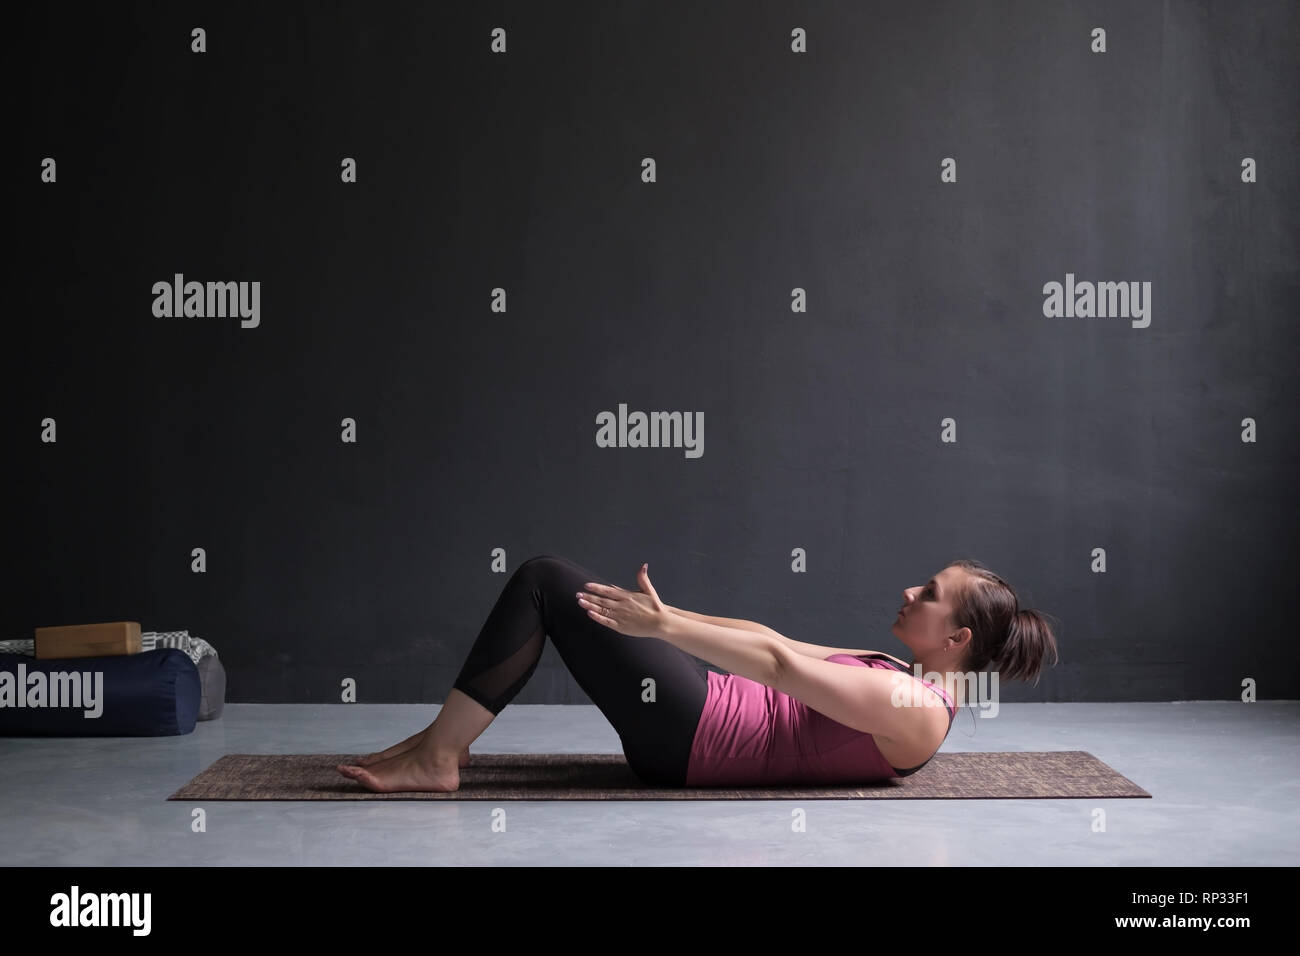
[684,653,956,787]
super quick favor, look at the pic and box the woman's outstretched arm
[663,605,884,661]
[657,614,784,687]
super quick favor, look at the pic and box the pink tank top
[684,653,957,787]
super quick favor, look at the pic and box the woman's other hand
[575,564,673,639]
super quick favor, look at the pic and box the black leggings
[451,554,710,786]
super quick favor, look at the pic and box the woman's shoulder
[854,650,912,669]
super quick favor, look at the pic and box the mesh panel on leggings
[452,622,546,715]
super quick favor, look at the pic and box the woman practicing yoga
[336,553,1059,792]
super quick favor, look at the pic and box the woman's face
[891,566,964,656]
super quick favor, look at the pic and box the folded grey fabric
[195,653,226,720]
[139,630,219,666]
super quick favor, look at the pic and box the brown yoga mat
[167,751,1150,800]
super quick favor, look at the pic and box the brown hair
[945,558,1060,686]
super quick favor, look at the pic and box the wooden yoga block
[34,621,142,659]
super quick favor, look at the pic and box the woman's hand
[575,564,674,639]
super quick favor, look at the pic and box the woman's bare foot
[337,744,460,793]
[356,729,470,768]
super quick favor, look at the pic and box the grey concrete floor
[1,701,1296,866]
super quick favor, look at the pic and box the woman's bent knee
[518,554,567,575]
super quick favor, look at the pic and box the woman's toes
[340,765,380,787]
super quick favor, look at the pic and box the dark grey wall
[13,1,1299,705]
